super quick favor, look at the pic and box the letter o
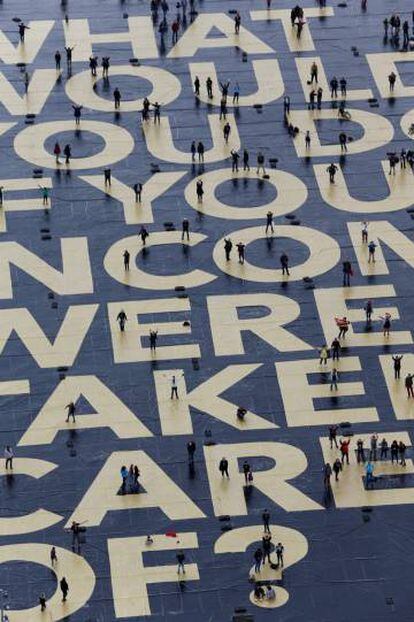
[213,225,340,281]
[184,168,307,220]
[104,232,216,290]
[0,543,95,621]
[66,65,181,112]
[14,120,134,170]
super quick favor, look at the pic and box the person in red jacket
[340,438,351,465]
[172,20,179,43]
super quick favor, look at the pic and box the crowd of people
[325,429,408,491]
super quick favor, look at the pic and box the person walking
[305,130,311,150]
[234,11,241,34]
[381,312,392,337]
[72,105,83,125]
[330,76,338,98]
[275,542,284,567]
[152,102,161,124]
[243,149,250,171]
[133,182,143,202]
[133,465,140,488]
[327,163,338,183]
[60,577,69,602]
[139,226,149,245]
[113,88,121,109]
[123,249,130,270]
[219,97,227,121]
[405,373,414,398]
[53,142,61,164]
[89,55,98,76]
[331,337,340,361]
[242,460,251,485]
[64,46,74,70]
[170,375,179,399]
[55,50,61,70]
[224,238,232,261]
[196,180,204,202]
[391,440,399,464]
[197,141,205,163]
[262,509,271,533]
[117,309,128,331]
[177,551,186,574]
[142,97,150,121]
[236,242,245,264]
[230,149,239,172]
[182,218,190,241]
[370,434,378,461]
[342,260,352,287]
[39,593,47,611]
[329,425,338,449]
[265,211,274,234]
[206,76,213,99]
[104,168,111,186]
[233,82,240,104]
[368,240,377,263]
[309,89,316,111]
[340,77,347,97]
[39,186,49,206]
[333,458,342,481]
[388,71,396,92]
[68,520,83,553]
[392,355,403,379]
[280,252,289,276]
[187,440,196,466]
[361,221,369,243]
[310,61,318,84]
[339,132,347,153]
[102,56,110,78]
[324,462,332,488]
[65,402,76,423]
[262,533,272,564]
[171,20,179,43]
[317,87,323,109]
[319,345,329,365]
[356,438,364,463]
[256,152,266,175]
[400,149,407,169]
[219,457,229,478]
[63,144,72,164]
[149,330,158,352]
[220,80,230,101]
[340,438,351,464]
[223,122,231,143]
[283,95,291,116]
[19,23,30,42]
[4,445,13,469]
[380,438,388,460]
[253,548,263,573]
[191,141,196,162]
[335,316,350,339]
[403,20,410,47]
[365,461,374,487]
[194,76,200,96]
[330,368,339,391]
[399,441,407,466]
[50,546,58,567]
[365,299,373,322]
[120,465,128,493]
